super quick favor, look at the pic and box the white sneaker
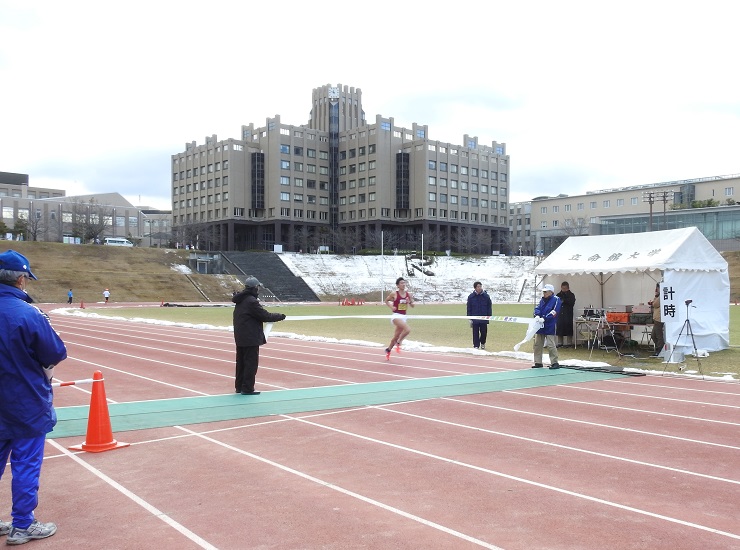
[0,520,11,536]
[6,520,57,545]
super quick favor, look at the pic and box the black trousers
[471,321,488,348]
[235,346,260,393]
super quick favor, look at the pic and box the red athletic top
[390,291,413,314]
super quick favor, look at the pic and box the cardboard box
[609,305,633,313]
[632,304,651,314]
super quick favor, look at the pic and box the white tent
[534,227,729,353]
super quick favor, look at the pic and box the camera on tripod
[685,299,693,305]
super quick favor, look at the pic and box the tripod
[663,300,704,378]
[586,309,624,360]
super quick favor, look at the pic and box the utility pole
[643,190,674,231]
[642,191,655,231]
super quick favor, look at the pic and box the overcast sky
[2,1,738,210]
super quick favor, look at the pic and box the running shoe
[395,344,402,354]
[0,520,11,536]
[6,520,57,545]
[385,348,391,361]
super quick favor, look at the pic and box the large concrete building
[510,173,740,254]
[171,84,511,253]
[0,171,171,246]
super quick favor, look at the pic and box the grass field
[84,302,740,380]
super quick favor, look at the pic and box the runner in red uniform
[384,277,414,360]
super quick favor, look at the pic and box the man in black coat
[232,277,286,395]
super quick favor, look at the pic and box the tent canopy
[534,227,727,276]
[534,228,729,353]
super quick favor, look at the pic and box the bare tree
[68,198,112,242]
[329,227,357,254]
[561,216,590,236]
[452,226,477,254]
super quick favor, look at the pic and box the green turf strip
[51,368,623,439]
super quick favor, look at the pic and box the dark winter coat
[556,290,576,336]
[0,283,67,439]
[534,294,562,335]
[232,288,286,347]
[467,290,492,323]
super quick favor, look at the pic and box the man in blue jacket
[0,250,67,545]
[532,283,562,369]
[466,281,493,349]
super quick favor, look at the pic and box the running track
[2,304,739,549]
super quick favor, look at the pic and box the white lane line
[504,390,740,427]
[375,403,740,485]
[176,426,504,550]
[562,385,740,409]
[66,355,213,396]
[445,397,740,450]
[46,439,218,550]
[606,377,740,396]
[54,317,515,373]
[286,416,740,541]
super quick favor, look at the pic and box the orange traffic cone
[80,300,85,309]
[69,371,129,453]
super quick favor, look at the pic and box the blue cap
[0,250,37,280]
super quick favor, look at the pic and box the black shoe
[241,391,261,395]
[549,363,560,369]
[480,344,485,350]
[531,363,544,368]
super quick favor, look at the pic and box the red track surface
[2,303,739,549]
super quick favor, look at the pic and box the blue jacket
[0,284,67,439]
[534,294,562,335]
[467,290,492,323]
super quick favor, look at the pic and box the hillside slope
[0,242,243,304]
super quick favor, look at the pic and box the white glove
[43,364,55,381]
[534,316,544,323]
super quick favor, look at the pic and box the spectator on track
[103,288,110,303]
[466,281,492,349]
[532,284,562,369]
[0,250,67,545]
[232,277,286,395]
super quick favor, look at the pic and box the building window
[280,192,290,201]
[616,198,624,206]
[541,221,548,229]
[429,176,436,186]
[726,187,734,196]
[428,192,436,201]
[280,160,290,169]
[590,201,597,209]
[429,160,436,170]
[603,200,610,208]
[564,204,571,212]
[552,205,559,213]
[540,206,547,213]
[280,176,290,185]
